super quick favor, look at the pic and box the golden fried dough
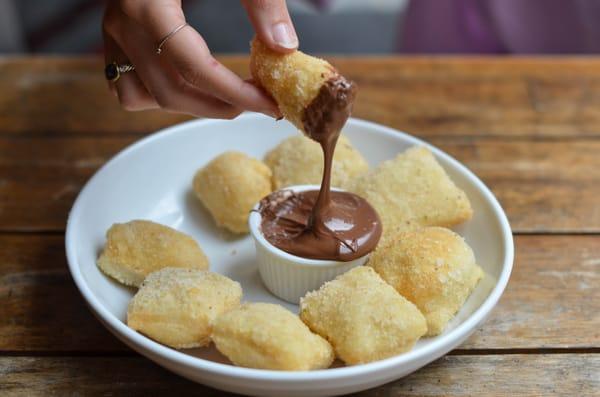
[193,151,272,234]
[212,303,334,370]
[351,146,472,239]
[97,220,209,287]
[264,134,368,190]
[127,268,242,349]
[369,227,484,336]
[250,38,337,134]
[300,267,427,365]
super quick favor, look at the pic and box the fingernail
[272,22,298,49]
[263,108,281,119]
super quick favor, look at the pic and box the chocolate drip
[259,75,381,261]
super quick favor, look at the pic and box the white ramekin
[248,184,369,304]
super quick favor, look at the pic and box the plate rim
[65,113,514,382]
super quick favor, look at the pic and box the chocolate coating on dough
[302,76,357,143]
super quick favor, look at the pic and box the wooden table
[1,56,599,396]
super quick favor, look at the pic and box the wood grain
[2,57,600,137]
[460,235,600,350]
[1,234,598,352]
[1,137,599,232]
[0,235,126,352]
[2,57,600,396]
[1,355,598,396]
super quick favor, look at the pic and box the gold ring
[156,23,189,55]
[104,62,135,82]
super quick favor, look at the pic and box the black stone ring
[104,62,135,82]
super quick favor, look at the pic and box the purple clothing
[402,0,600,54]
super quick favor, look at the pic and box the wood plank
[1,234,598,352]
[0,137,598,232]
[0,235,126,352]
[1,355,598,396]
[439,139,600,233]
[0,137,136,232]
[2,57,600,137]
[460,235,600,349]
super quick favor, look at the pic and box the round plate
[66,113,513,397]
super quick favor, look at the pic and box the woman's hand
[103,0,298,119]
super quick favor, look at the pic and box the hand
[103,0,298,119]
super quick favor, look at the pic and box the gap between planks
[1,347,598,358]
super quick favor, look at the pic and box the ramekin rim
[248,184,369,267]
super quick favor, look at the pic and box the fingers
[103,1,243,119]
[241,0,298,53]
[103,32,157,110]
[121,0,280,116]
[164,29,280,116]
[120,0,187,46]
[111,16,242,119]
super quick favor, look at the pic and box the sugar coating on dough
[97,220,209,287]
[127,268,242,349]
[299,267,427,365]
[250,38,336,133]
[212,303,334,371]
[193,151,272,234]
[264,134,368,190]
[351,146,472,241]
[369,226,484,336]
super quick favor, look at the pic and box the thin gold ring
[156,23,189,55]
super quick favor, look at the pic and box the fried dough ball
[97,220,209,287]
[264,134,368,190]
[369,227,484,336]
[351,146,472,240]
[300,267,427,365]
[212,303,334,370]
[127,268,242,349]
[193,151,272,234]
[250,38,338,134]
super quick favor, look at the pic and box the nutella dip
[259,75,382,261]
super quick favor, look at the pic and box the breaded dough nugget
[369,227,484,336]
[351,146,472,238]
[212,303,334,370]
[193,151,272,234]
[264,134,368,190]
[250,38,338,134]
[300,267,427,365]
[128,268,242,349]
[97,220,209,287]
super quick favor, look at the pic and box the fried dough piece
[300,267,427,365]
[351,146,472,239]
[369,227,484,336]
[97,220,209,287]
[264,134,368,190]
[212,303,334,370]
[127,268,242,349]
[250,38,354,135]
[193,151,272,234]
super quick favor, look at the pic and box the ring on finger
[156,23,189,55]
[104,61,135,82]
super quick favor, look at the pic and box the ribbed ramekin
[248,185,369,304]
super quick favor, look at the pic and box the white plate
[66,113,513,397]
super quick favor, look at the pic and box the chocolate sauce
[260,75,382,261]
[259,190,381,260]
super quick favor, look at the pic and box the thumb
[241,0,298,53]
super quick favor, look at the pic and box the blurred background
[2,0,599,55]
